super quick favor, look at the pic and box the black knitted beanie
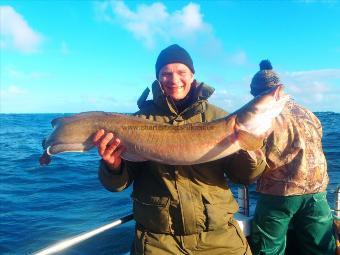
[155,44,195,78]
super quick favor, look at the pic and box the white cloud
[0,6,43,53]
[210,68,340,113]
[171,3,206,33]
[94,1,113,22]
[285,69,340,81]
[0,85,27,97]
[5,66,49,80]
[282,69,340,111]
[95,1,211,48]
[283,69,340,92]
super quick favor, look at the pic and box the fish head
[43,119,96,155]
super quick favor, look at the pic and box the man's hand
[93,129,126,172]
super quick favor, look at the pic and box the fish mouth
[45,142,93,155]
[46,146,53,155]
[43,145,60,156]
[39,143,87,166]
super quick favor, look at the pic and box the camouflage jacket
[256,99,329,196]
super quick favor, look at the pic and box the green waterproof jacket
[99,80,266,235]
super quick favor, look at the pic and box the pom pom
[259,60,273,70]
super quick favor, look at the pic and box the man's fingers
[103,144,126,168]
[94,130,125,168]
[111,146,125,168]
[93,129,105,144]
[103,138,121,159]
[107,137,121,147]
[99,133,114,156]
[111,145,127,169]
[115,144,126,157]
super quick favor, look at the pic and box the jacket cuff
[224,149,266,185]
[98,160,130,192]
[101,160,124,175]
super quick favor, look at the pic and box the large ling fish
[39,85,289,166]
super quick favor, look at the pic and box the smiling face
[158,63,194,101]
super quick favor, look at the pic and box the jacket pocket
[133,196,171,234]
[202,191,237,231]
[204,203,231,230]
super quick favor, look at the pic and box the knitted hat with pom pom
[250,60,280,96]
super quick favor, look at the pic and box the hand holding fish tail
[93,129,126,172]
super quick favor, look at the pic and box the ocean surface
[0,112,339,255]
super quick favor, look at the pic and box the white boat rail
[33,214,133,255]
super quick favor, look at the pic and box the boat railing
[33,214,134,255]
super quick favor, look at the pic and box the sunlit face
[158,63,194,101]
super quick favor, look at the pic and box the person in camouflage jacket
[249,60,336,255]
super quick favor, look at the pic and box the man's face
[158,63,194,101]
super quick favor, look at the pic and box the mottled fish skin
[39,85,289,166]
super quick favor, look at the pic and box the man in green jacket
[94,44,265,254]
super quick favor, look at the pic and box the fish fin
[69,111,113,117]
[51,117,66,128]
[51,115,78,128]
[237,129,264,151]
[51,112,125,128]
[121,152,147,162]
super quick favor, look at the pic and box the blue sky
[1,1,339,113]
